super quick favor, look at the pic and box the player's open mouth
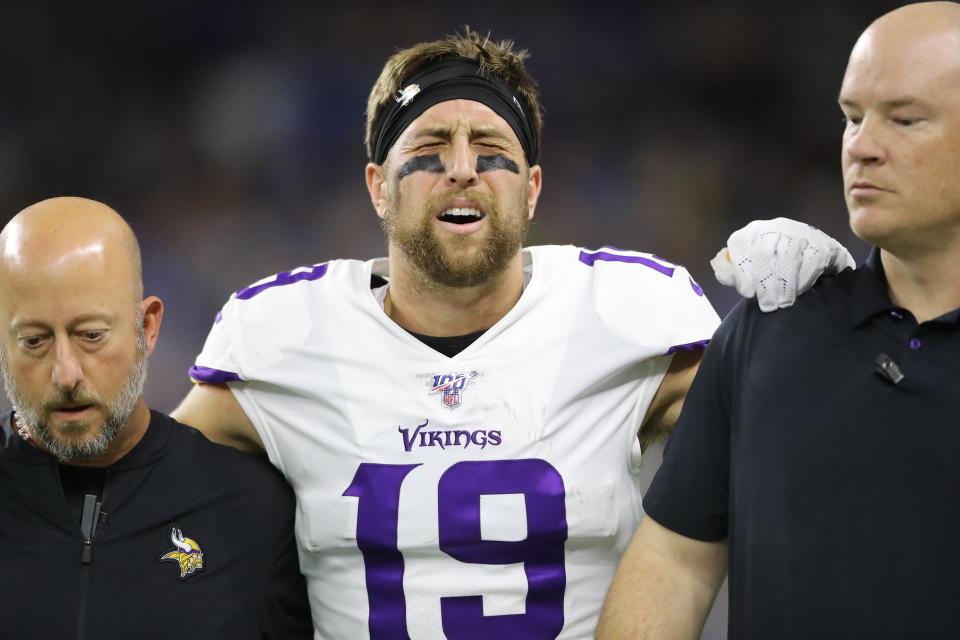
[435,206,486,235]
[437,207,484,224]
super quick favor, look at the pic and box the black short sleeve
[643,300,752,541]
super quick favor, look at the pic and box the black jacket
[0,409,312,639]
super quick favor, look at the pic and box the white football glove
[711,217,856,312]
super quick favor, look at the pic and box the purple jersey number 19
[344,459,568,639]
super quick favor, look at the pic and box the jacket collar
[1,408,176,469]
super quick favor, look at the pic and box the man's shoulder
[524,244,719,351]
[527,244,702,291]
[155,412,293,501]
[229,257,372,304]
[714,266,862,359]
[212,257,377,331]
[756,265,861,327]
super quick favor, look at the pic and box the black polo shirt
[644,249,960,639]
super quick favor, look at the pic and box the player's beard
[0,321,149,462]
[381,183,530,289]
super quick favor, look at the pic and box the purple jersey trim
[578,249,675,277]
[688,275,705,297]
[214,311,223,324]
[593,246,673,264]
[666,339,710,355]
[189,365,245,384]
[235,263,329,301]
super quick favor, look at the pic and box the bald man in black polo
[598,3,960,639]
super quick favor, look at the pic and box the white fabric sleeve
[189,297,247,384]
[665,265,722,355]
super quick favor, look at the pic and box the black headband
[370,56,539,167]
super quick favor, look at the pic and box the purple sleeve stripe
[214,311,223,324]
[578,250,675,277]
[189,365,245,384]
[597,246,673,264]
[688,275,705,297]
[666,339,710,355]
[235,263,329,301]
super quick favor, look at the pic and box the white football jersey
[191,245,719,639]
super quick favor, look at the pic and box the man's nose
[445,138,478,187]
[51,340,84,391]
[845,116,886,166]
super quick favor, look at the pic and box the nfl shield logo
[442,388,461,408]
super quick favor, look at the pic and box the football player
[173,28,852,639]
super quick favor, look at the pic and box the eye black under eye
[397,154,445,180]
[476,154,520,174]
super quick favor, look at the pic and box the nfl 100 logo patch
[419,370,482,410]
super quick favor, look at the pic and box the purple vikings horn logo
[158,526,205,580]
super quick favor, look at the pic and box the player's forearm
[596,563,717,639]
[596,517,726,640]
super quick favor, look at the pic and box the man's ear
[366,163,389,220]
[139,296,164,356]
[526,164,542,220]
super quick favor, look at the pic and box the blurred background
[0,1,907,636]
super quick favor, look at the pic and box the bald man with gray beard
[0,197,312,639]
